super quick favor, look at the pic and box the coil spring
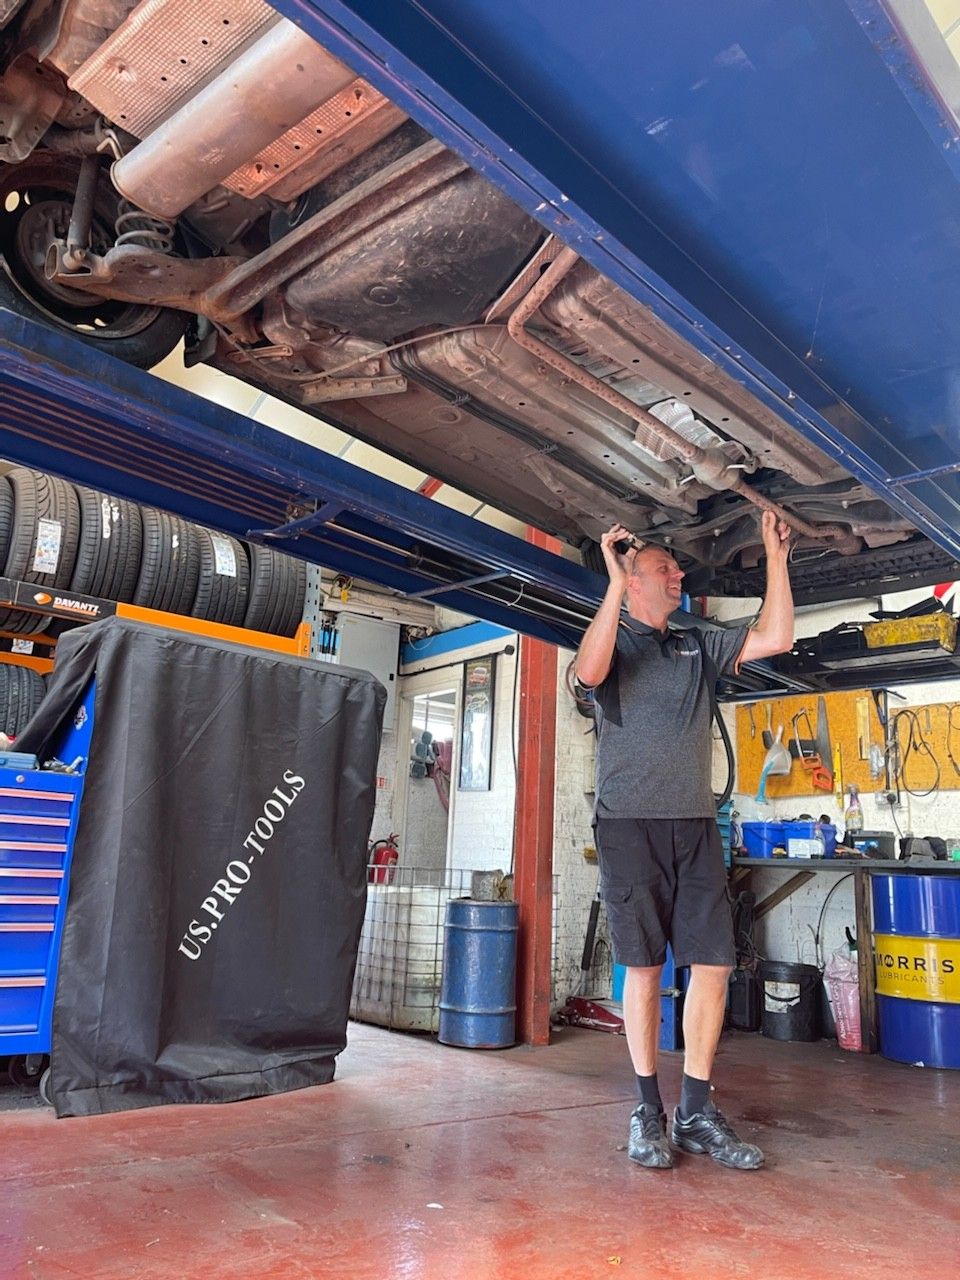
[114,201,175,253]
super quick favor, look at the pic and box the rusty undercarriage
[0,0,955,602]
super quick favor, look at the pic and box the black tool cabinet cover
[18,617,385,1117]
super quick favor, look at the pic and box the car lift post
[513,527,559,1046]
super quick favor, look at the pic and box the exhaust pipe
[506,247,863,554]
[111,20,356,220]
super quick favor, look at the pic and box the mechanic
[575,509,793,1170]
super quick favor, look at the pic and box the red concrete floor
[1,1024,958,1280]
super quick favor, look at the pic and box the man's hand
[761,510,790,564]
[577,524,638,686]
[740,509,795,664]
[599,524,636,594]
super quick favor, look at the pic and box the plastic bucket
[760,960,821,1041]
[438,899,518,1048]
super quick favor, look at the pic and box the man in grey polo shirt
[576,510,793,1170]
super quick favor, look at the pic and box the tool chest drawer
[0,978,46,1035]
[0,815,71,844]
[0,925,56,972]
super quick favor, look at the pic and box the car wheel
[0,154,187,369]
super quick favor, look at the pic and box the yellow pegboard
[886,702,960,796]
[737,691,960,802]
[736,689,884,803]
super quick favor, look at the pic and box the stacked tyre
[242,542,307,638]
[130,513,306,638]
[0,470,80,635]
[71,487,143,603]
[0,664,45,737]
[0,467,306,636]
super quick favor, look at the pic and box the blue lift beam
[273,0,960,557]
[0,311,812,697]
[0,311,602,650]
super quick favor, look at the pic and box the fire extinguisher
[368,834,400,885]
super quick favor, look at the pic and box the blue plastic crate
[742,821,786,858]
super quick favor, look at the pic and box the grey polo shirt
[592,619,748,820]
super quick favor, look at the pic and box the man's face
[626,546,685,612]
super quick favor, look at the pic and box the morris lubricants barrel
[872,874,960,1069]
[438,899,518,1048]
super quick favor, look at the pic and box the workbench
[731,857,960,1053]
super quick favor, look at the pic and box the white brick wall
[553,648,610,1001]
[368,729,398,845]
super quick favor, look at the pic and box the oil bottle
[843,783,864,846]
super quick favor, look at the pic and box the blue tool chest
[0,767,84,1055]
[0,678,92,1057]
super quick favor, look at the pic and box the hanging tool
[856,696,871,761]
[871,689,889,788]
[814,695,835,790]
[790,710,833,791]
[947,705,960,778]
[747,704,756,740]
[756,725,792,803]
[871,688,905,791]
[761,703,774,749]
[834,743,844,804]
[788,715,818,759]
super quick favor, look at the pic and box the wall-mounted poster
[459,655,496,791]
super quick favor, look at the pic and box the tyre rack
[0,575,311,665]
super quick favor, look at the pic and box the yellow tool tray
[863,613,957,652]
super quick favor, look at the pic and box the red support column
[513,527,560,1046]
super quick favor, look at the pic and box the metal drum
[872,874,960,1069]
[438,899,518,1048]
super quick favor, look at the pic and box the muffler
[111,19,356,220]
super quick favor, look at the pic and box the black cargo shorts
[595,817,735,968]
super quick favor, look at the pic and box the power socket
[882,790,903,809]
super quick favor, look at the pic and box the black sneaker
[628,1103,673,1168]
[670,1102,764,1170]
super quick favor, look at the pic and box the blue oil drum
[438,899,518,1048]
[872,874,960,1069]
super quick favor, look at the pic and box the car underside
[1,0,956,606]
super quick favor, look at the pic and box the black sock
[635,1073,662,1110]
[678,1073,711,1119]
